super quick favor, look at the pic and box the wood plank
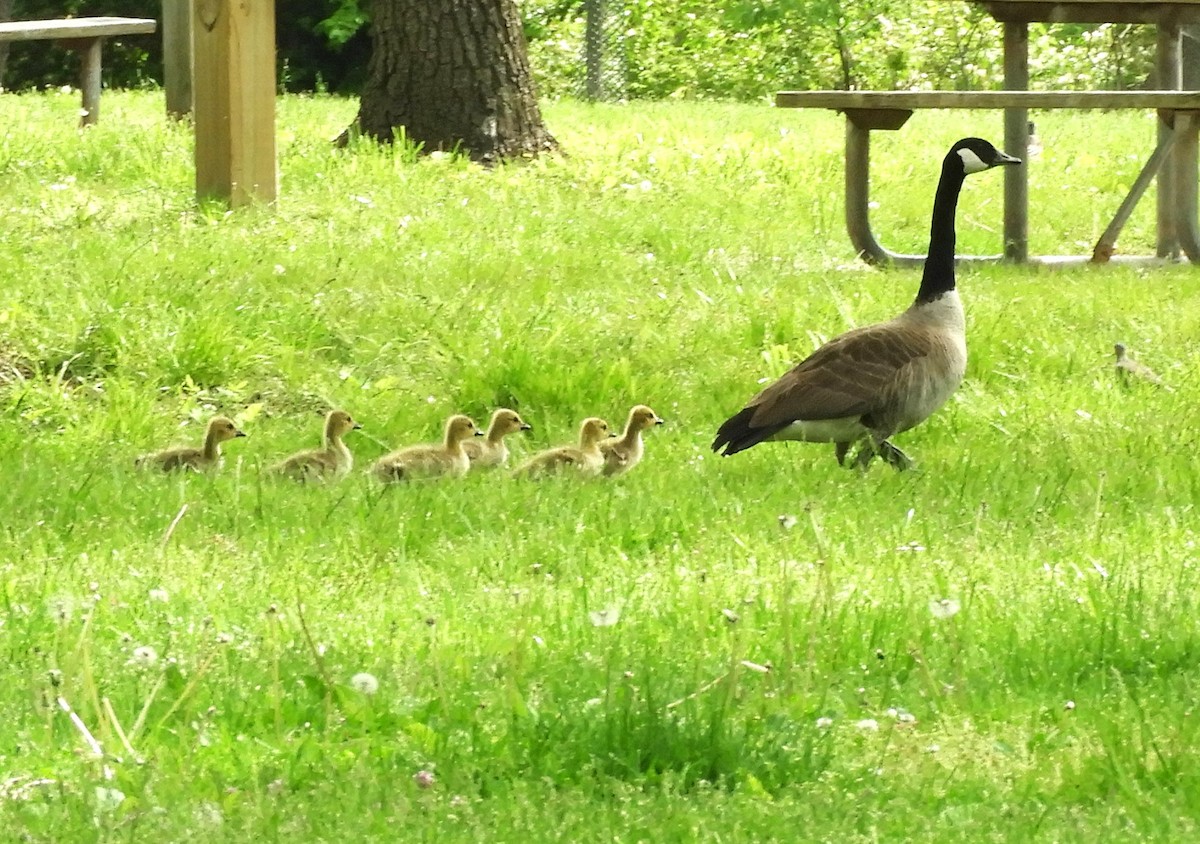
[0,17,156,42]
[930,0,1200,25]
[776,90,1200,109]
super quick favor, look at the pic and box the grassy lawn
[1,90,1198,841]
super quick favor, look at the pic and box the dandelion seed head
[148,588,169,603]
[855,718,879,731]
[816,716,834,729]
[589,606,621,628]
[929,598,961,620]
[350,672,379,695]
[130,645,158,667]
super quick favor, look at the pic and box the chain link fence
[582,0,626,101]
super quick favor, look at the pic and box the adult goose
[712,137,1020,470]
[271,409,362,482]
[137,415,246,473]
[371,414,482,482]
[462,408,532,468]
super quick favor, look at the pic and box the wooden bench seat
[0,16,157,125]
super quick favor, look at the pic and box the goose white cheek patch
[957,148,988,174]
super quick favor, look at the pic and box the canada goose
[137,415,246,473]
[712,137,1020,470]
[512,417,610,478]
[461,408,532,468]
[600,404,664,476]
[371,414,482,482]
[271,409,362,481]
[1114,343,1171,390]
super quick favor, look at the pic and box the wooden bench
[0,16,157,126]
[777,89,1200,265]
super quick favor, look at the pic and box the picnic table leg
[843,115,922,268]
[1156,22,1182,258]
[1002,20,1029,263]
[79,36,102,126]
[1091,118,1180,262]
[1174,111,1200,263]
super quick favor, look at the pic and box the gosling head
[446,414,482,446]
[490,408,532,437]
[1114,342,1128,361]
[326,409,362,438]
[580,417,610,447]
[208,416,246,442]
[950,137,1021,176]
[627,405,664,432]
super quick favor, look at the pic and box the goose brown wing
[747,323,931,428]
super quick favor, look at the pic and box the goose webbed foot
[878,440,914,471]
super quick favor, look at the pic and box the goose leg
[834,441,852,466]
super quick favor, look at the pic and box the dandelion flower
[928,598,961,620]
[350,672,379,696]
[130,645,158,667]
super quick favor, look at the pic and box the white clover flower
[897,712,916,724]
[588,606,621,628]
[815,716,834,729]
[148,588,169,603]
[855,718,879,731]
[130,645,158,667]
[929,598,961,620]
[350,672,379,696]
[413,769,435,789]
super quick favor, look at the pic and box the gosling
[600,404,664,477]
[513,417,610,478]
[137,415,246,473]
[462,408,532,468]
[1114,342,1171,391]
[271,409,362,482]
[371,414,482,482]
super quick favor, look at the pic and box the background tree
[346,0,557,164]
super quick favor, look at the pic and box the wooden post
[1002,20,1029,263]
[78,37,102,126]
[163,0,193,119]
[193,0,276,205]
[1157,21,1182,258]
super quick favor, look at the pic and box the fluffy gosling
[600,404,664,477]
[462,408,532,468]
[271,409,362,482]
[371,414,482,482]
[513,417,610,478]
[137,415,245,473]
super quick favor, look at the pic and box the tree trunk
[0,0,12,90]
[351,0,557,164]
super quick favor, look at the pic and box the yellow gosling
[600,404,664,477]
[137,415,245,473]
[512,417,610,479]
[271,409,362,482]
[371,414,482,482]
[462,408,532,468]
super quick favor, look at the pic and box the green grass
[1,90,1199,841]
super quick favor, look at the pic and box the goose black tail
[712,406,783,456]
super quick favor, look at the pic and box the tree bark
[0,0,12,90]
[350,0,557,164]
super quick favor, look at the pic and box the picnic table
[776,0,1200,266]
[0,16,157,126]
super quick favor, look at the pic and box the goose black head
[949,137,1021,176]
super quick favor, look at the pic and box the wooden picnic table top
[939,0,1200,24]
[776,90,1200,109]
[0,17,157,43]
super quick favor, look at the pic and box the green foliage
[1,92,1200,839]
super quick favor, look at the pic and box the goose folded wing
[747,326,932,427]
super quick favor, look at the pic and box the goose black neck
[916,158,966,304]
